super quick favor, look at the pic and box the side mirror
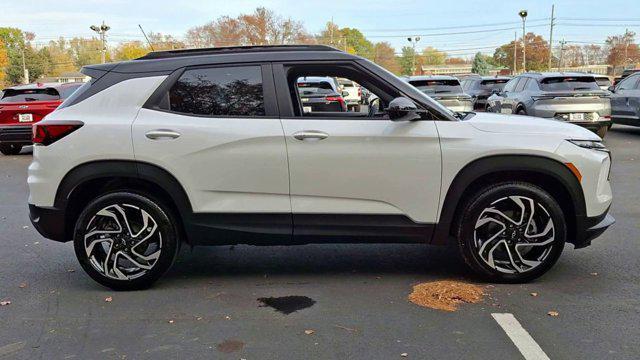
[608,85,615,92]
[386,97,421,121]
[342,90,349,97]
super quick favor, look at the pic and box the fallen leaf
[104,296,113,302]
[530,292,538,297]
[196,317,202,321]
[590,272,598,276]
[548,311,559,317]
[22,226,28,229]
[19,282,27,288]
[224,315,231,320]
[401,353,408,357]
[168,320,174,324]
[1,300,11,306]
[304,329,315,335]
[67,269,75,273]
[408,280,485,312]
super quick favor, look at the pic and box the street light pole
[407,36,421,75]
[90,21,110,64]
[519,10,528,72]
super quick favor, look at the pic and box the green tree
[472,52,491,75]
[114,41,149,61]
[399,46,416,75]
[68,37,109,67]
[421,47,446,65]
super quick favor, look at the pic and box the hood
[467,112,600,140]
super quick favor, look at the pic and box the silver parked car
[405,75,473,112]
[610,72,640,127]
[487,72,612,138]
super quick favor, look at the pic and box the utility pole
[548,4,555,70]
[513,32,517,75]
[330,16,334,46]
[624,28,630,67]
[519,10,528,72]
[90,21,110,64]
[21,47,29,84]
[559,39,567,72]
[407,36,421,75]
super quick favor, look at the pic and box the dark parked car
[487,72,611,138]
[461,75,511,110]
[297,76,347,113]
[405,75,473,112]
[610,72,640,127]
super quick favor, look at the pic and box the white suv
[28,45,614,290]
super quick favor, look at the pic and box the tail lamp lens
[32,121,84,146]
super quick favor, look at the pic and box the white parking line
[492,313,550,360]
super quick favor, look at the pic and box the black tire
[455,182,566,283]
[596,126,608,138]
[73,192,180,290]
[0,144,22,155]
[516,108,527,116]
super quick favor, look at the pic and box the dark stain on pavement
[257,295,316,314]
[216,339,244,353]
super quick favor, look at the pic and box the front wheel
[73,192,180,290]
[455,182,566,283]
[0,144,22,155]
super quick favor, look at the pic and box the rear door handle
[145,129,181,140]
[292,130,329,141]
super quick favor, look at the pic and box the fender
[431,155,586,245]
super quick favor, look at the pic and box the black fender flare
[431,155,586,245]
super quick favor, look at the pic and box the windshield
[480,79,509,90]
[1,88,60,102]
[409,79,463,94]
[595,78,611,87]
[539,77,599,91]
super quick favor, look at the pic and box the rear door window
[1,88,60,102]
[480,79,509,90]
[503,78,519,92]
[168,65,264,117]
[514,78,528,92]
[539,76,599,91]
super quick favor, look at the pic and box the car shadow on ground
[160,243,471,284]
[610,125,640,136]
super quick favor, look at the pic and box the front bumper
[0,125,32,145]
[29,204,69,242]
[573,209,615,249]
[568,119,612,132]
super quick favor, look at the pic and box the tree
[42,38,76,76]
[445,57,468,65]
[472,52,491,75]
[68,37,109,67]
[606,31,639,68]
[338,28,374,58]
[421,47,446,66]
[147,32,185,51]
[373,42,400,73]
[114,41,149,61]
[398,46,416,75]
[493,32,550,72]
[0,40,8,86]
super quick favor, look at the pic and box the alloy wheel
[83,204,162,280]
[473,195,555,274]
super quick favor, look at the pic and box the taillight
[32,121,83,146]
[358,87,362,97]
[325,96,346,110]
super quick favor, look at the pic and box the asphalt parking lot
[0,126,639,360]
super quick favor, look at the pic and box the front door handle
[292,130,329,141]
[145,129,181,140]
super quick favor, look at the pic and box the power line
[360,18,550,32]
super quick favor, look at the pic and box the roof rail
[137,44,340,60]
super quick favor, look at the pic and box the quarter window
[168,66,264,116]
[503,78,519,92]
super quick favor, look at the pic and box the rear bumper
[568,120,612,131]
[573,208,615,249]
[29,204,69,242]
[0,125,32,145]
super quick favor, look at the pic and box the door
[612,75,640,121]
[273,62,442,241]
[133,64,292,242]
[497,77,520,114]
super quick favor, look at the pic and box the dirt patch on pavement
[216,339,244,353]
[408,280,486,312]
[257,296,316,315]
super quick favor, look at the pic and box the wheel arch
[55,160,193,243]
[432,155,586,246]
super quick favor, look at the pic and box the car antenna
[138,24,155,51]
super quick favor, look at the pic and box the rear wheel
[0,144,22,155]
[596,126,608,138]
[516,108,527,116]
[455,182,566,283]
[73,192,180,290]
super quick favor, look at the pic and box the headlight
[568,139,609,152]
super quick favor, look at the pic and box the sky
[2,0,639,57]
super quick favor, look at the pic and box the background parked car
[337,78,362,111]
[487,72,611,138]
[406,75,473,112]
[461,75,511,110]
[613,68,640,86]
[610,72,640,127]
[0,82,83,155]
[297,76,347,113]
